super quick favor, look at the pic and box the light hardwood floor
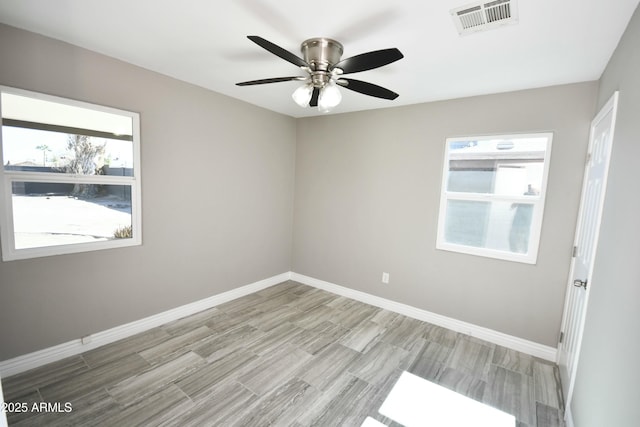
[2,281,565,426]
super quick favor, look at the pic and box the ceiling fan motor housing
[301,38,344,88]
[301,38,343,70]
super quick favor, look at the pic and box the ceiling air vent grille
[451,0,518,35]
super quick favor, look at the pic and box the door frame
[557,91,619,413]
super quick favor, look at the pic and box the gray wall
[571,4,640,425]
[0,22,603,363]
[293,82,598,347]
[0,24,297,360]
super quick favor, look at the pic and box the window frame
[436,132,553,264]
[0,86,142,261]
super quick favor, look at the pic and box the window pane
[2,126,134,175]
[447,137,548,197]
[1,87,141,261]
[11,182,132,250]
[444,199,534,254]
[1,92,132,137]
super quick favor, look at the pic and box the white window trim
[436,132,553,264]
[0,86,142,261]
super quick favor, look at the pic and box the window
[436,133,552,264]
[0,87,141,261]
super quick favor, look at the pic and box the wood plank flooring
[1,281,565,426]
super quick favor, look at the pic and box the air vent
[451,0,518,35]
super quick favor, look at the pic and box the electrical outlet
[382,272,390,284]
[81,335,92,345]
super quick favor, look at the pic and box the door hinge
[559,331,564,344]
[586,152,592,164]
[572,246,578,257]
[573,279,588,290]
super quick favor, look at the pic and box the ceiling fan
[236,36,404,113]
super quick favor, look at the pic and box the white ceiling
[0,0,638,118]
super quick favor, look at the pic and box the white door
[557,91,619,411]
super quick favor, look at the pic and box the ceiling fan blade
[247,35,309,68]
[309,88,320,107]
[332,48,403,74]
[236,76,304,86]
[337,78,399,100]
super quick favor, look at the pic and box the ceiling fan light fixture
[292,83,313,107]
[317,81,342,113]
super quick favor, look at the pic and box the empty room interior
[0,1,639,426]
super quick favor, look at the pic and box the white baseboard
[1,269,557,378]
[0,272,291,378]
[564,405,574,427]
[291,272,557,361]
[0,372,7,427]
